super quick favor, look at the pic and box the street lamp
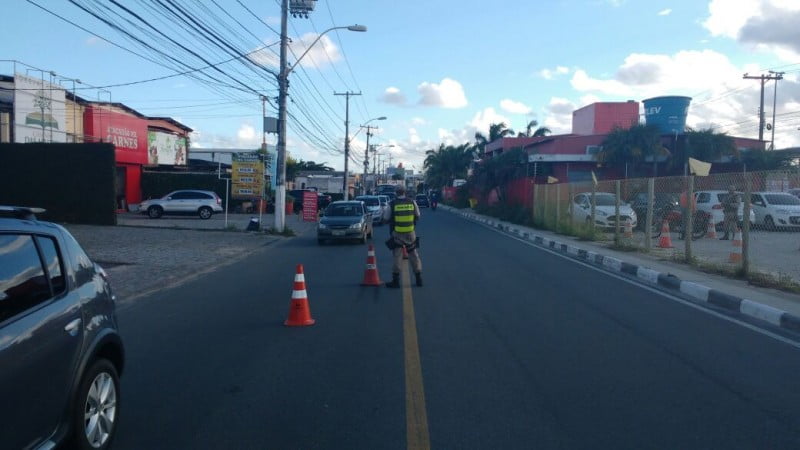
[274,8,366,231]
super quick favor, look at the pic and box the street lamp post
[274,1,366,231]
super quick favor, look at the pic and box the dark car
[317,201,373,244]
[628,192,680,230]
[415,194,430,208]
[289,189,332,213]
[0,206,124,450]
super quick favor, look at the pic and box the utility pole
[361,125,380,194]
[274,0,290,232]
[768,70,785,150]
[743,72,783,143]
[334,91,361,200]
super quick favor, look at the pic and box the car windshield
[765,194,800,205]
[594,194,616,206]
[358,197,380,206]
[325,205,362,216]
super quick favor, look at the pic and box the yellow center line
[402,263,431,450]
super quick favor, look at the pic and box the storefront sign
[83,106,148,165]
[232,152,265,199]
[13,72,67,143]
[302,191,318,222]
[147,131,187,166]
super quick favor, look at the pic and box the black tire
[147,206,163,219]
[198,206,213,220]
[764,215,775,231]
[72,359,120,450]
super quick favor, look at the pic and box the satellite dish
[766,123,773,130]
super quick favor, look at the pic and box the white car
[571,192,637,229]
[750,191,800,230]
[694,190,756,229]
[354,195,386,225]
[139,189,224,219]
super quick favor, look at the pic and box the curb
[443,205,800,334]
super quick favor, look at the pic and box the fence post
[685,175,694,262]
[742,175,751,276]
[590,182,597,232]
[532,183,538,224]
[645,178,654,251]
[614,180,621,245]
[568,183,574,229]
[543,184,550,229]
[555,184,561,233]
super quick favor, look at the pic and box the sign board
[147,131,187,165]
[14,72,67,143]
[302,191,318,222]
[232,152,265,199]
[83,105,148,164]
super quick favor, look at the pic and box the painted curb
[444,205,800,334]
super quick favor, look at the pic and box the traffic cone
[361,244,382,286]
[658,220,674,248]
[623,220,633,239]
[402,245,409,260]
[729,228,743,263]
[284,264,315,326]
[706,220,718,239]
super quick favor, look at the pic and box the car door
[0,233,83,449]
[750,194,766,224]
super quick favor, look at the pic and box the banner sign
[83,106,148,164]
[14,72,67,143]
[302,191,318,222]
[232,152,265,199]
[147,131,187,166]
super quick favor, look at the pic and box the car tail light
[216,196,222,205]
[712,204,722,210]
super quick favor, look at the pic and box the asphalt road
[113,208,800,449]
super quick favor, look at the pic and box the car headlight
[349,222,363,229]
[776,209,790,215]
[318,223,328,230]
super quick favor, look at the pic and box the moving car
[317,201,373,244]
[415,194,430,208]
[694,190,756,229]
[355,195,387,224]
[0,206,125,450]
[571,192,638,229]
[139,189,223,219]
[750,191,800,230]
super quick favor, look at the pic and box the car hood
[595,205,635,215]
[320,216,363,226]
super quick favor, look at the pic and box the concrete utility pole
[768,70,785,150]
[361,125,380,194]
[274,0,291,232]
[743,72,784,144]
[334,91,361,200]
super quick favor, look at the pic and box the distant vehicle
[288,189,332,213]
[628,192,680,231]
[317,201,374,244]
[571,192,637,229]
[415,194,430,208]
[0,206,125,450]
[749,191,800,230]
[355,195,387,224]
[376,184,397,195]
[139,189,223,219]
[694,190,756,229]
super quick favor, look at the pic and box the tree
[471,148,525,202]
[285,158,333,181]
[516,119,551,138]
[423,143,475,189]
[598,124,664,176]
[474,122,515,155]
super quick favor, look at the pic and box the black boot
[415,272,423,287]
[385,273,400,288]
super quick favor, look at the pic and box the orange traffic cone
[706,220,718,239]
[402,245,409,260]
[361,244,382,286]
[729,228,743,263]
[623,220,633,239]
[284,264,315,326]
[658,220,674,248]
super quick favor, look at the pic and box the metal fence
[529,169,800,283]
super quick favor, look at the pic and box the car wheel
[147,206,163,219]
[198,206,213,220]
[764,215,775,231]
[72,359,120,450]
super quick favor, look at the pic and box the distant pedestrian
[384,186,423,287]
[720,185,740,240]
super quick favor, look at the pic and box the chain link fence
[526,169,800,286]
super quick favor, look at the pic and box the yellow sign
[232,152,265,199]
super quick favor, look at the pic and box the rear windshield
[765,194,800,205]
[325,204,362,216]
[359,198,380,206]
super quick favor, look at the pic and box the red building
[572,101,639,135]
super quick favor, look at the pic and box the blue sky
[4,0,800,172]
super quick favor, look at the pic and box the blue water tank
[642,96,691,134]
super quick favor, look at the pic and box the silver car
[317,201,374,244]
[355,195,386,225]
[139,189,224,220]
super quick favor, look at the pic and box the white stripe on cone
[292,289,308,299]
[294,273,305,282]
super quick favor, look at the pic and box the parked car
[317,201,374,244]
[355,195,387,224]
[694,190,756,229]
[288,189,332,213]
[750,191,800,230]
[378,194,390,209]
[787,188,800,199]
[0,206,125,450]
[627,192,680,230]
[139,189,223,219]
[415,194,430,208]
[571,192,638,229]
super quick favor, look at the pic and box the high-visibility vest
[392,199,416,233]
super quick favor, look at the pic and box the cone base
[361,279,382,286]
[285,318,316,326]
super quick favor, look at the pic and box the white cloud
[703,0,761,39]
[470,107,512,135]
[417,78,468,108]
[500,99,533,115]
[539,66,570,80]
[85,36,103,46]
[703,0,800,58]
[249,33,341,70]
[411,117,427,125]
[237,124,257,143]
[544,98,576,135]
[381,87,407,105]
[409,128,422,145]
[658,8,672,16]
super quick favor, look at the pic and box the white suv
[139,190,223,220]
[694,190,756,229]
[750,191,800,230]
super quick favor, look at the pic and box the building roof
[148,116,193,132]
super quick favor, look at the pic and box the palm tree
[598,124,664,176]
[474,122,515,155]
[423,143,475,189]
[516,119,552,137]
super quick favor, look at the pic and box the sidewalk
[443,205,800,322]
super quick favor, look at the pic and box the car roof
[329,200,363,205]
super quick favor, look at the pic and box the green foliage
[0,143,116,225]
[286,157,334,181]
[474,122,515,154]
[423,143,475,189]
[737,148,797,171]
[598,124,664,172]
[471,148,525,201]
[516,119,551,138]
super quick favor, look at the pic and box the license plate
[332,230,345,236]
